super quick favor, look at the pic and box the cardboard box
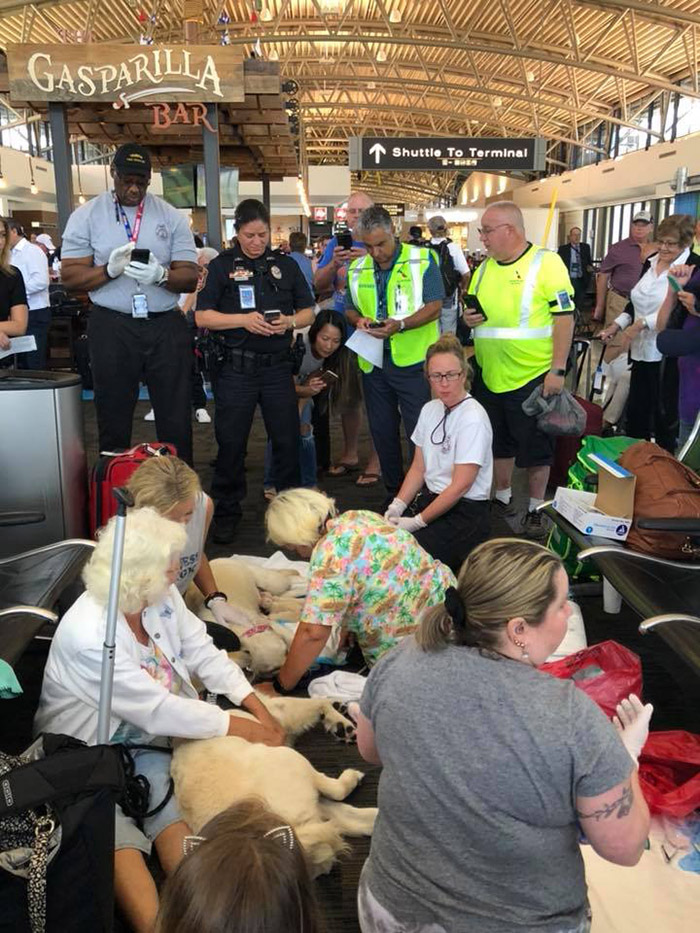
[553,454,636,541]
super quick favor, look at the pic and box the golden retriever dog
[172,693,377,875]
[186,558,304,675]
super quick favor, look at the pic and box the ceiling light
[525,70,535,83]
[30,183,38,195]
[319,0,342,11]
[390,9,402,22]
[269,49,279,61]
[492,96,503,107]
[376,49,387,63]
[0,174,6,189]
[78,193,86,204]
[260,8,273,21]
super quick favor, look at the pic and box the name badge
[239,285,256,309]
[132,293,149,318]
[395,290,408,318]
[230,267,252,281]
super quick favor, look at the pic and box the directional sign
[349,137,546,172]
[378,202,405,217]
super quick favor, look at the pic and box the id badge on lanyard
[116,195,148,317]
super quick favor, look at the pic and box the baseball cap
[632,210,652,224]
[112,143,151,177]
[428,215,448,233]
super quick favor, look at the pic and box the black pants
[311,396,331,472]
[191,358,207,410]
[627,359,676,453]
[411,489,491,575]
[87,304,193,463]
[211,355,300,523]
[17,305,51,370]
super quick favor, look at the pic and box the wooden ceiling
[0,0,698,199]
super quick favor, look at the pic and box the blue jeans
[17,305,51,370]
[264,400,317,488]
[362,353,430,496]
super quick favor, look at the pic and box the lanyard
[114,195,145,244]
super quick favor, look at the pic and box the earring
[513,638,530,661]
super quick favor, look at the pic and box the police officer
[196,199,315,544]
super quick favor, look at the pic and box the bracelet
[272,675,295,696]
[204,590,227,609]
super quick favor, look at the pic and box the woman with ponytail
[355,538,651,933]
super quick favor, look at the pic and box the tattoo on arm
[577,784,634,821]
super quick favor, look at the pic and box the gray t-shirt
[360,637,633,932]
[176,491,210,594]
[61,190,197,313]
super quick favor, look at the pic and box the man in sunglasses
[61,143,198,464]
[463,201,575,540]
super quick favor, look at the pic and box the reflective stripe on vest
[473,248,549,338]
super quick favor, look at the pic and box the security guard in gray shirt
[61,143,198,464]
[196,199,315,544]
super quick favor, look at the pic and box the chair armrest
[639,614,700,633]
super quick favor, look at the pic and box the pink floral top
[303,510,455,666]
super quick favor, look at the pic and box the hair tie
[444,586,466,630]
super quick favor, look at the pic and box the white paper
[0,335,37,360]
[346,329,384,368]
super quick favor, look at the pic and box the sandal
[355,471,381,487]
[328,461,360,477]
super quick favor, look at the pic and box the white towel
[308,671,367,701]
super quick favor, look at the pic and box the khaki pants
[603,290,633,361]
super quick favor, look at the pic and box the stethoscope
[429,395,470,454]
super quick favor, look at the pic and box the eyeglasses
[658,239,680,248]
[478,223,510,236]
[428,371,463,383]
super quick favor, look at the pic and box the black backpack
[428,238,461,298]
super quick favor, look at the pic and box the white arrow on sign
[369,142,387,164]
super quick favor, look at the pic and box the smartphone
[131,248,150,265]
[321,369,339,386]
[668,275,682,293]
[337,231,353,251]
[464,294,488,321]
[368,321,386,329]
[556,289,575,313]
[264,309,281,322]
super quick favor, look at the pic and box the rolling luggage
[550,397,604,488]
[89,442,176,536]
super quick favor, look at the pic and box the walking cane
[96,487,134,745]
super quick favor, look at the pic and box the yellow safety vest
[348,243,439,373]
[469,246,572,393]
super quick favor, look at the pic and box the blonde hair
[424,334,473,391]
[83,508,187,613]
[417,538,563,652]
[156,799,321,933]
[126,457,201,517]
[265,488,337,549]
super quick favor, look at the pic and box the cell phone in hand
[263,309,281,323]
[336,231,353,251]
[131,248,150,265]
[368,321,386,329]
[464,294,488,321]
[668,275,682,293]
[320,370,339,386]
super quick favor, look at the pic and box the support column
[261,173,270,212]
[48,103,74,234]
[202,103,222,252]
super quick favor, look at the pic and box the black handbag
[0,734,124,933]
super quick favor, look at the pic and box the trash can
[0,370,87,558]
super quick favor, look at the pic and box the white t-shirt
[411,396,493,500]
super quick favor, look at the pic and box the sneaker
[144,408,155,422]
[491,497,520,520]
[195,408,211,424]
[522,509,547,541]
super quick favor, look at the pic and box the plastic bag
[539,640,642,719]
[521,385,587,436]
[638,730,700,818]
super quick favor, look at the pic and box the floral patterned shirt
[303,510,456,666]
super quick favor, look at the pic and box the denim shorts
[114,747,182,855]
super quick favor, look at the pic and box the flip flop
[356,472,381,487]
[328,462,360,476]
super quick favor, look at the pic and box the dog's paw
[322,701,357,744]
[330,717,357,745]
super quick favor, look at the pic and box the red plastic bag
[638,731,700,818]
[539,640,642,720]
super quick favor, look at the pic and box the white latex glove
[613,693,653,764]
[106,242,134,279]
[208,598,251,629]
[124,253,167,287]
[390,513,427,533]
[383,497,407,521]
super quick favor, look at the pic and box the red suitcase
[550,398,604,488]
[89,443,176,536]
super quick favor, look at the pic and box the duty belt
[221,346,293,370]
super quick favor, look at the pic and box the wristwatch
[272,676,295,696]
[399,319,406,333]
[204,590,227,609]
[550,368,566,377]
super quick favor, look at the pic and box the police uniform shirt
[196,243,314,353]
[61,190,197,313]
